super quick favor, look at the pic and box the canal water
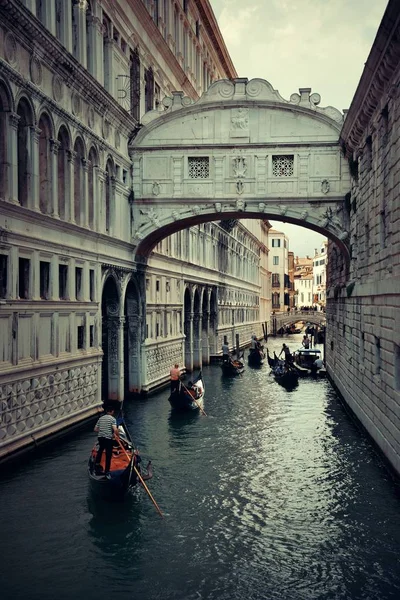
[1,334,400,600]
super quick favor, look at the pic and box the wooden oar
[181,382,207,416]
[116,438,164,518]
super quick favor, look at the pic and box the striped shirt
[95,414,117,439]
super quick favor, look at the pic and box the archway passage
[129,78,351,266]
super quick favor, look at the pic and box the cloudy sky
[209,0,388,255]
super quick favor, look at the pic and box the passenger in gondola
[94,406,120,476]
[170,363,181,393]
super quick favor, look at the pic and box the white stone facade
[329,0,400,475]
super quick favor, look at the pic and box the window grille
[188,157,209,179]
[272,155,294,177]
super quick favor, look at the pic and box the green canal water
[1,335,400,600]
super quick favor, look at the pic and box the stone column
[7,112,20,204]
[32,251,40,300]
[82,157,89,227]
[63,0,73,54]
[66,149,76,223]
[126,315,141,394]
[50,138,60,217]
[192,314,202,369]
[30,125,41,211]
[50,254,59,301]
[103,39,114,94]
[202,311,210,365]
[107,316,125,400]
[110,176,116,236]
[74,0,88,68]
[184,313,194,372]
[42,0,56,35]
[97,167,106,233]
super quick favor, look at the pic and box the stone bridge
[270,310,326,336]
[130,78,351,265]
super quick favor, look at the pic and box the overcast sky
[209,0,388,256]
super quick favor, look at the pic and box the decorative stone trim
[71,92,81,117]
[52,74,63,102]
[30,54,42,86]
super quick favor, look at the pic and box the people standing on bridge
[222,341,230,362]
[170,363,182,393]
[94,406,120,476]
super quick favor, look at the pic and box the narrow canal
[1,334,400,600]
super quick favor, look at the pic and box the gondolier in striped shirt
[94,406,120,475]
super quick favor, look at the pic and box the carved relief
[52,75,63,102]
[321,179,330,194]
[4,32,17,66]
[71,92,81,116]
[30,55,42,86]
[88,106,95,128]
[232,157,247,178]
[231,108,249,130]
[152,182,160,196]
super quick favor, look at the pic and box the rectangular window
[90,325,94,347]
[19,258,30,299]
[272,273,280,287]
[0,254,7,298]
[188,157,209,179]
[75,267,83,300]
[156,280,160,292]
[89,269,95,301]
[40,261,50,300]
[77,325,84,349]
[59,265,68,300]
[272,239,281,247]
[272,155,294,177]
[273,256,279,266]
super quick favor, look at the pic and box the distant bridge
[270,310,326,335]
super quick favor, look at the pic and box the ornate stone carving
[258,202,266,212]
[236,199,245,211]
[102,118,111,140]
[115,129,121,149]
[71,92,81,116]
[300,210,309,220]
[279,205,288,216]
[88,106,95,128]
[152,182,160,196]
[52,75,63,102]
[4,32,17,66]
[192,205,201,215]
[232,156,247,178]
[321,179,330,194]
[231,108,249,130]
[215,203,222,212]
[30,55,42,86]
[236,180,244,195]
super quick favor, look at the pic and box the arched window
[86,1,94,74]
[17,98,34,208]
[38,114,52,215]
[73,137,85,226]
[57,126,70,220]
[130,48,140,121]
[88,146,98,229]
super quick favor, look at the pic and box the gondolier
[170,363,181,392]
[94,406,119,476]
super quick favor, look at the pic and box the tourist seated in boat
[311,356,324,375]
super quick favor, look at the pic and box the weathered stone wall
[327,2,400,475]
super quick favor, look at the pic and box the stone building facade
[328,0,400,475]
[0,0,270,459]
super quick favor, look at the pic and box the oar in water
[181,382,207,416]
[116,438,164,518]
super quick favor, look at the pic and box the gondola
[271,360,299,388]
[293,348,327,378]
[168,370,205,412]
[221,352,245,376]
[266,348,277,369]
[88,402,153,500]
[248,346,265,366]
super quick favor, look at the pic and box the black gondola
[221,352,245,376]
[168,371,205,412]
[271,360,299,388]
[248,346,265,366]
[88,402,153,500]
[266,348,277,369]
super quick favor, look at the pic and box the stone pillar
[97,167,106,233]
[126,315,141,394]
[50,138,60,217]
[42,0,56,35]
[30,126,41,211]
[63,0,73,54]
[184,313,194,372]
[107,316,124,400]
[74,0,88,68]
[50,254,59,301]
[66,149,76,223]
[202,312,210,365]
[193,314,202,369]
[7,112,20,204]
[82,157,89,227]
[110,176,116,236]
[103,39,114,95]
[32,251,40,300]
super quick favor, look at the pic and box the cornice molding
[0,0,138,134]
[340,0,400,155]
